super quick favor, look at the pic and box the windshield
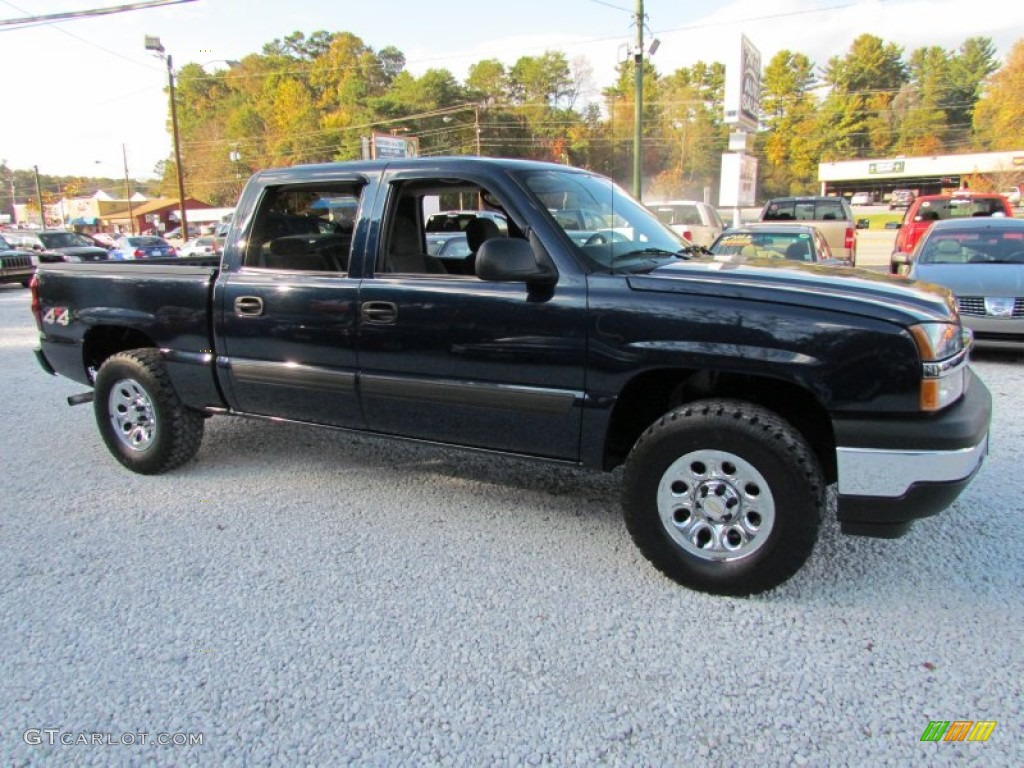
[0,235,10,250]
[126,237,167,247]
[39,232,94,248]
[917,229,1024,264]
[517,169,688,272]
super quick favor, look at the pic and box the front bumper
[833,368,991,537]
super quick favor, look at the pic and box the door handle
[360,301,398,325]
[234,296,264,316]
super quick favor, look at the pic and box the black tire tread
[622,399,825,595]
[94,349,204,475]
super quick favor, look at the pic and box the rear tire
[93,349,204,474]
[622,399,824,595]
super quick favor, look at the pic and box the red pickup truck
[890,191,1013,273]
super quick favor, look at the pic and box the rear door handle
[360,301,398,325]
[234,296,264,316]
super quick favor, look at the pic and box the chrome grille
[0,254,32,269]
[957,296,1024,317]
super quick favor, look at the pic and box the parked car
[425,210,508,235]
[178,236,221,258]
[707,224,851,266]
[86,232,118,249]
[163,225,202,242]
[109,235,177,260]
[850,192,873,206]
[758,196,857,264]
[890,191,1014,274]
[646,200,725,248]
[907,217,1024,347]
[889,189,916,210]
[5,230,110,263]
[0,233,36,287]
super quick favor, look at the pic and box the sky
[1,0,1022,183]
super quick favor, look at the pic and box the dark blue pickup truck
[31,158,991,594]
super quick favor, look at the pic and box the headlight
[909,322,969,411]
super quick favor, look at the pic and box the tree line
[4,31,1023,214]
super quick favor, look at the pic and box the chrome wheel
[657,449,775,562]
[108,377,156,451]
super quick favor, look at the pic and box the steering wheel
[584,229,627,246]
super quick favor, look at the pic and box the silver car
[908,217,1024,347]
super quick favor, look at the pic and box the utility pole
[145,36,188,238]
[474,104,482,155]
[123,144,136,235]
[33,165,44,229]
[166,53,188,239]
[633,0,644,200]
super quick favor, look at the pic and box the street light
[145,35,188,238]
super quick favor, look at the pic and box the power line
[0,0,196,29]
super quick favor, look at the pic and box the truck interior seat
[385,216,447,275]
[263,236,331,271]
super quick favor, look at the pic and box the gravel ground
[0,284,1021,767]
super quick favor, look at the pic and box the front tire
[93,349,204,474]
[622,399,824,595]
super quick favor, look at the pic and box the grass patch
[857,212,905,229]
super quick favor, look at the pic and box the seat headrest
[785,241,809,260]
[466,217,502,251]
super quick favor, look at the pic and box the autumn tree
[818,34,908,159]
[973,39,1024,150]
[756,51,819,196]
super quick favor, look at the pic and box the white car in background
[646,200,725,247]
[1002,188,1021,207]
[850,192,873,206]
[178,236,220,258]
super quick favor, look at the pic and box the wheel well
[604,369,837,483]
[82,326,156,383]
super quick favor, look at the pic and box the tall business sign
[720,35,761,211]
[723,35,761,131]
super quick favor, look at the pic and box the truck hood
[911,263,1024,298]
[630,259,956,325]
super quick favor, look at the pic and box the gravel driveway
[0,285,1020,766]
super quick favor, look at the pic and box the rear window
[763,199,848,222]
[39,232,94,248]
[711,231,815,261]
[915,197,1007,221]
[652,204,702,227]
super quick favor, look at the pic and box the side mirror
[476,237,557,286]
[884,221,901,230]
[856,218,870,229]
